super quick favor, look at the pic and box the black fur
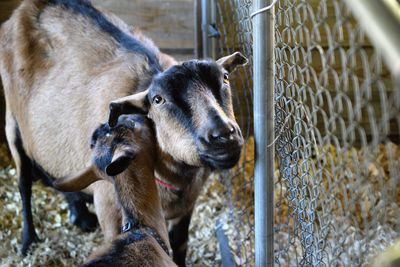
[91,123,113,173]
[149,60,227,137]
[15,125,39,255]
[90,123,111,148]
[63,192,98,232]
[91,116,143,173]
[48,0,161,72]
[93,143,113,173]
[195,61,224,104]
[168,212,192,267]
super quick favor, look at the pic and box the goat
[0,0,247,264]
[54,114,176,267]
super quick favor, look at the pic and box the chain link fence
[216,0,255,265]
[274,0,400,265]
[188,1,255,266]
[204,0,400,266]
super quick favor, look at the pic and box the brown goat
[0,0,247,265]
[54,114,176,267]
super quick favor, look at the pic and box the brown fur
[85,237,173,267]
[0,0,169,246]
[0,1,151,179]
[92,181,122,242]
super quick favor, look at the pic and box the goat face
[108,52,247,170]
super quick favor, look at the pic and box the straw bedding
[1,139,400,266]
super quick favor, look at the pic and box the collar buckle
[122,221,133,233]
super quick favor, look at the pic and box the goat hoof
[21,233,40,256]
[71,211,98,232]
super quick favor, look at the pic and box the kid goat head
[108,52,248,170]
[54,115,175,266]
[54,114,156,191]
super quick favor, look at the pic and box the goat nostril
[210,128,233,142]
[206,131,220,143]
[211,132,220,139]
[205,125,237,144]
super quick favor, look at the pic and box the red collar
[155,177,179,191]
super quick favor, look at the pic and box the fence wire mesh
[188,0,256,266]
[212,0,400,266]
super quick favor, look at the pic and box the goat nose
[208,126,236,143]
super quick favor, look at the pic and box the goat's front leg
[168,211,193,267]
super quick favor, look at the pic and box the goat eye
[223,73,229,83]
[152,95,164,105]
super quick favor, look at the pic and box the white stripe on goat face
[146,59,243,169]
[149,106,200,166]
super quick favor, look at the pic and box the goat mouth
[199,148,242,170]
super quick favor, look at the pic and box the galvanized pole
[194,0,203,59]
[201,0,210,58]
[210,0,218,60]
[253,0,275,266]
[201,0,218,59]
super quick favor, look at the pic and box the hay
[0,145,251,267]
[187,173,254,267]
[188,138,255,266]
[274,142,400,265]
[1,139,400,266]
[0,143,12,167]
[189,138,400,266]
[0,166,102,267]
[0,145,102,266]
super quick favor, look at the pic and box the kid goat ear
[105,148,135,176]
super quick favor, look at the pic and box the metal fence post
[253,0,275,266]
[201,0,219,59]
[201,0,210,58]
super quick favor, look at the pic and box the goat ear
[108,90,149,127]
[105,148,135,176]
[216,52,248,73]
[53,166,99,192]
